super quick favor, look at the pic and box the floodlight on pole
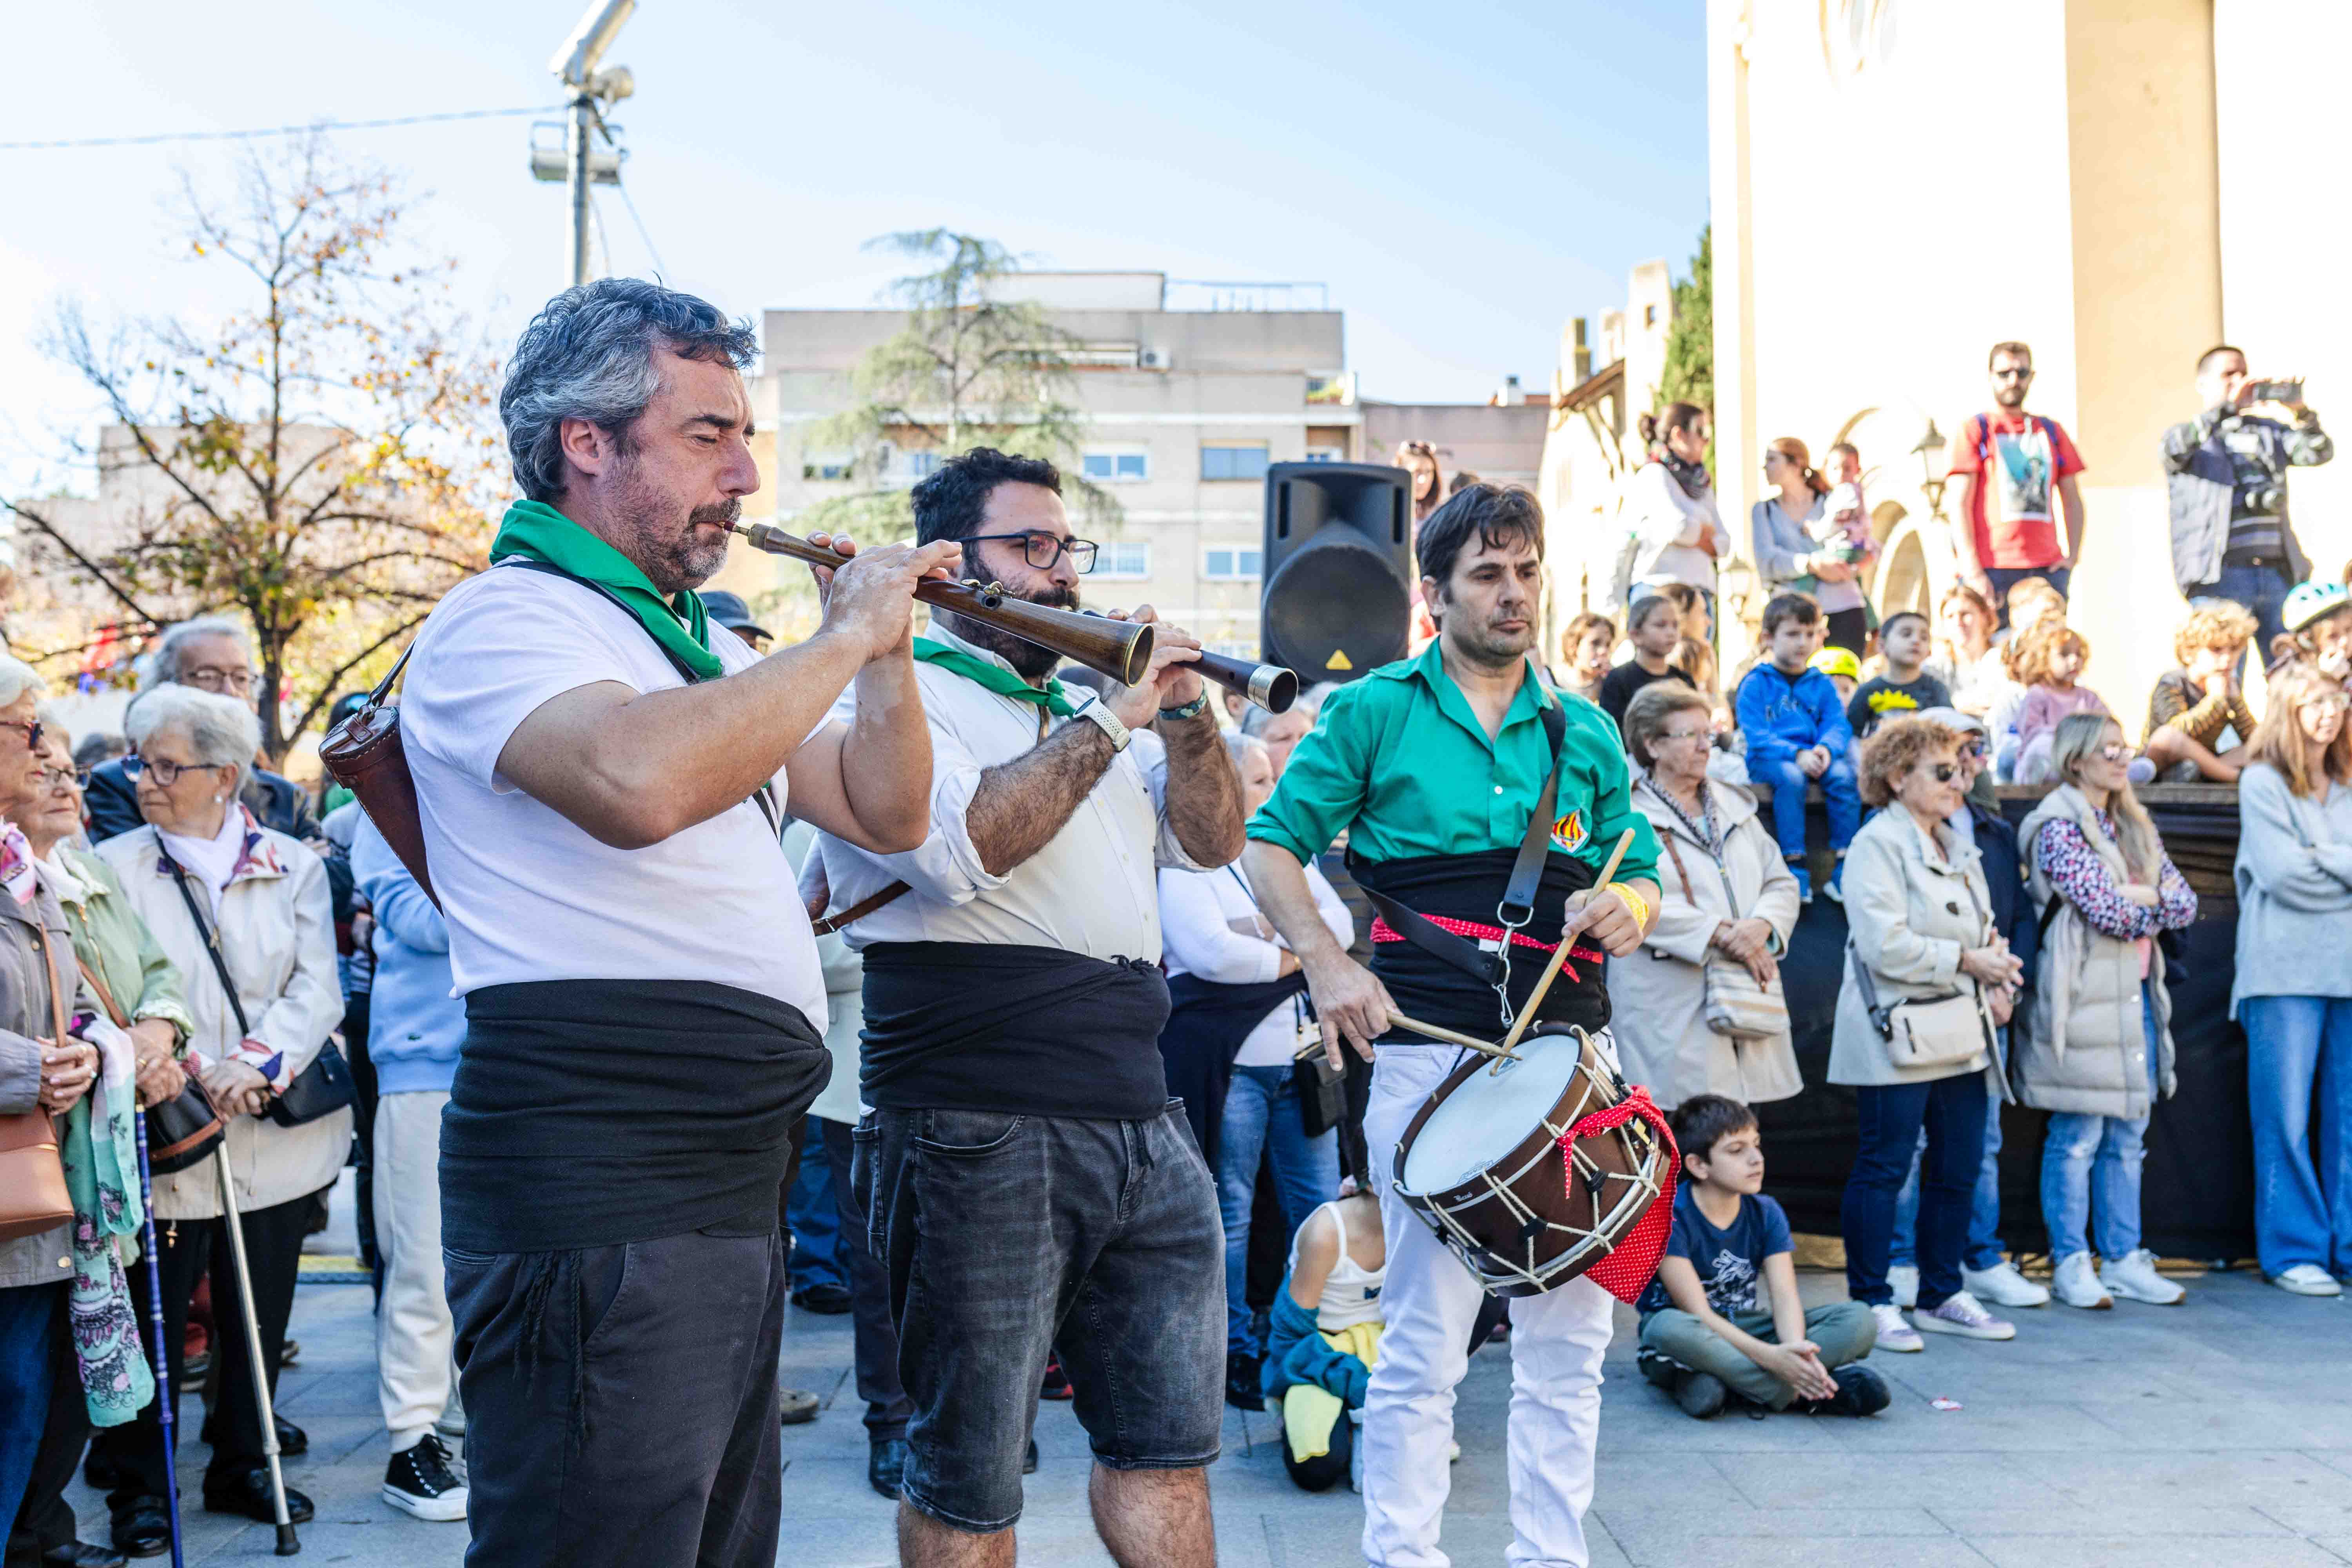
[546,0,637,288]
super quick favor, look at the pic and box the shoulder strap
[76,956,127,1030]
[1499,700,1571,927]
[1657,819,1696,903]
[31,926,69,1053]
[811,880,911,937]
[1845,941,1893,1038]
[158,848,253,1039]
[499,558,781,836]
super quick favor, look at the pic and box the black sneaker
[1225,1352,1265,1412]
[1673,1369,1728,1419]
[382,1434,469,1521]
[1798,1364,1892,1417]
[790,1282,853,1314]
[868,1437,908,1499]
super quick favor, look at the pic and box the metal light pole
[546,0,637,287]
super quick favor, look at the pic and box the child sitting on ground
[2145,601,2260,781]
[1735,593,1860,902]
[2013,622,2114,783]
[1601,591,1697,730]
[1635,1095,1888,1419]
[1260,1181,1387,1492]
[1847,610,1951,739]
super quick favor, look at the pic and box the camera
[2246,379,2304,405]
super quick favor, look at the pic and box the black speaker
[1260,462,1413,682]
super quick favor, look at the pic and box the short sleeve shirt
[1635,1187,1792,1317]
[400,566,825,1023]
[1948,411,2086,569]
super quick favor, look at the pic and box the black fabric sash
[859,942,1172,1120]
[1158,971,1308,1166]
[441,979,826,1254]
[1352,846,1607,1042]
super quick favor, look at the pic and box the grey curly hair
[500,278,759,503]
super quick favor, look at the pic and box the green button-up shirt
[1247,641,1659,886]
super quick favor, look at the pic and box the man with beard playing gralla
[1244,483,1661,1568]
[816,447,1247,1568]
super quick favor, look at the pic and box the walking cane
[214,1149,300,1555]
[131,1110,187,1568]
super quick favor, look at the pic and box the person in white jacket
[1624,403,1732,635]
[88,685,347,1530]
[1611,683,1804,1109]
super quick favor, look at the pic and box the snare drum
[1391,1025,1668,1297]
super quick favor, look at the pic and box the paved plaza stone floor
[66,1177,2352,1567]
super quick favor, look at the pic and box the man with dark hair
[400,277,960,1568]
[1244,482,1662,1568]
[2165,344,2333,652]
[818,446,1245,1566]
[1947,341,2088,618]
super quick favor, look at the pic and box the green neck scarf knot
[491,498,723,681]
[912,637,1076,717]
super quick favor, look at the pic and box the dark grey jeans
[854,1101,1225,1533]
[444,1226,786,1568]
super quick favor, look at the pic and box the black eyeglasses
[121,754,225,788]
[964,532,1099,575]
[1958,739,1987,760]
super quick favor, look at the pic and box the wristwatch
[1157,691,1210,724]
[1073,693,1132,753]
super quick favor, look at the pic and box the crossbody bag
[1654,817,1788,1041]
[1846,869,1994,1071]
[159,849,354,1129]
[78,950,224,1175]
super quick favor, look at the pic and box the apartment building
[748,273,1352,656]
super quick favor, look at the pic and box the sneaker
[2051,1252,2112,1310]
[2270,1263,2344,1297]
[1963,1259,2051,1308]
[382,1435,468,1522]
[1225,1351,1265,1412]
[2101,1249,2185,1306]
[1914,1290,2016,1340]
[1822,862,1846,904]
[1796,1364,1891,1417]
[1673,1369,1728,1419]
[1886,1264,1919,1309]
[1870,1303,1923,1353]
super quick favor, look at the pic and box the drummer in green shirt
[1242,482,1661,1568]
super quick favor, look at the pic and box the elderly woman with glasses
[1832,717,2025,1355]
[85,684,346,1536]
[2015,712,2197,1312]
[1610,682,1802,1109]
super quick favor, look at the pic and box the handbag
[1655,800,1789,1041]
[159,848,354,1129]
[0,926,80,1242]
[1289,1003,1347,1138]
[1844,890,1994,1071]
[318,642,434,905]
[76,952,223,1176]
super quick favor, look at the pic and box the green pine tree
[1657,224,1713,425]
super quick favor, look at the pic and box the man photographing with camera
[2166,345,2334,652]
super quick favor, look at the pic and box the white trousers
[1360,1045,1613,1568]
[374,1089,455,1450]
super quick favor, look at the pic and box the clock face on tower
[1820,0,1898,80]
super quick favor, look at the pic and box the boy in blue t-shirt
[1636,1096,1888,1418]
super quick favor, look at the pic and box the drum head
[1399,1031,1588,1195]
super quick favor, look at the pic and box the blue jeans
[1843,1073,1990,1309]
[0,1281,65,1542]
[2040,984,2162,1262]
[2189,561,2293,662]
[1889,1037,2008,1272]
[786,1118,848,1294]
[1761,755,1861,865]
[1218,1065,1339,1355]
[1985,564,2072,626]
[2238,994,2352,1278]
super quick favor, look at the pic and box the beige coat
[2015,785,2177,1119]
[97,818,349,1220]
[1611,775,1803,1107]
[1828,805,1997,1089]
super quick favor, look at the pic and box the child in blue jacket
[1734,592,1861,900]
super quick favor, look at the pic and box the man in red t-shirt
[1947,340,2088,621]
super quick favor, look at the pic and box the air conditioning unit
[1138,347,1171,370]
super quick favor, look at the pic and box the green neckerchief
[912,637,1077,717]
[490,498,722,681]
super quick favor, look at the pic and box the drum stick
[1291,1012,1520,1062]
[1497,828,1638,1055]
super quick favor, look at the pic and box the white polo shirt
[818,620,1204,958]
[402,565,825,1025]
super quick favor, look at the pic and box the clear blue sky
[2,0,1706,492]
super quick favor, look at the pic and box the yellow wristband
[1604,880,1649,932]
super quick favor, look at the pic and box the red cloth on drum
[1368,913,1606,976]
[1557,1086,1679,1303]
